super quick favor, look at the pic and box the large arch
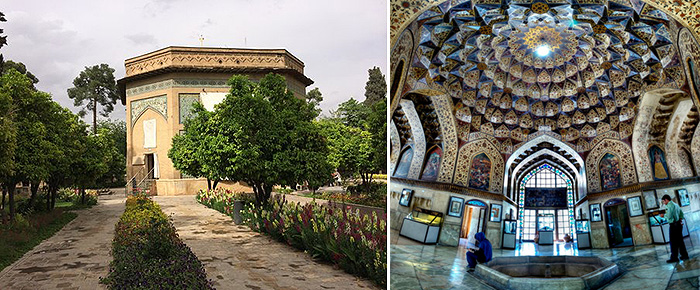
[504,135,586,199]
[429,94,458,183]
[509,149,580,201]
[399,99,426,180]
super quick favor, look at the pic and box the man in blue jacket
[467,232,493,272]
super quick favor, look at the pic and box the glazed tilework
[679,28,700,104]
[390,120,401,173]
[400,99,427,180]
[677,145,694,178]
[126,78,230,97]
[178,93,200,124]
[431,95,458,183]
[666,106,693,179]
[586,139,638,193]
[453,138,504,193]
[130,95,167,127]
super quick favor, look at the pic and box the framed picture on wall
[642,190,659,210]
[590,203,602,222]
[399,189,413,207]
[677,189,690,207]
[490,204,502,222]
[627,196,643,217]
[447,196,465,217]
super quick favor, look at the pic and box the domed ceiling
[397,0,689,152]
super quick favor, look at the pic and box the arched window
[393,146,414,178]
[648,145,669,181]
[600,153,621,190]
[468,153,491,190]
[420,146,442,181]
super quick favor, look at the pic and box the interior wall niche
[393,146,414,178]
[648,145,670,181]
[420,145,442,181]
[586,139,637,193]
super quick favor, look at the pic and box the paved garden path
[0,190,125,290]
[154,195,380,290]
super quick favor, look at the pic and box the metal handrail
[125,166,145,196]
[135,167,156,191]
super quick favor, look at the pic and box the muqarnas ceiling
[407,0,687,151]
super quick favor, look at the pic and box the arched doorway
[459,199,488,246]
[515,163,575,242]
[604,199,634,247]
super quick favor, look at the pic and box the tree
[67,64,118,134]
[319,119,373,185]
[44,104,84,210]
[1,60,38,84]
[214,74,330,206]
[363,66,386,106]
[96,119,126,187]
[169,103,224,191]
[0,69,52,220]
[306,87,323,117]
[333,98,370,129]
[73,132,110,204]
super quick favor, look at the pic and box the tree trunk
[1,186,5,210]
[207,179,212,191]
[212,180,219,191]
[8,184,16,221]
[29,182,39,207]
[93,97,97,134]
[80,187,86,204]
[50,185,57,209]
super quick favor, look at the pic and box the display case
[649,211,670,244]
[575,219,591,249]
[399,208,443,244]
[537,213,554,245]
[502,219,517,249]
[648,210,690,244]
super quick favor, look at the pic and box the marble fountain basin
[474,256,620,290]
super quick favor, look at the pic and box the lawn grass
[0,210,78,271]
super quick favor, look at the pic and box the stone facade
[119,46,313,196]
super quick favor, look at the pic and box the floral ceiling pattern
[402,0,687,152]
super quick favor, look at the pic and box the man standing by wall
[661,194,689,263]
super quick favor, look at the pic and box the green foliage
[306,87,323,117]
[0,73,14,180]
[96,120,126,187]
[169,102,223,189]
[302,185,387,208]
[333,98,370,129]
[66,64,118,133]
[239,197,387,287]
[318,119,373,183]
[363,66,386,106]
[1,60,38,84]
[101,196,212,289]
[0,209,77,272]
[172,73,331,205]
[195,188,255,216]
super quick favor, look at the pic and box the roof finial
[199,35,204,46]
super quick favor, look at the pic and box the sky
[1,0,388,121]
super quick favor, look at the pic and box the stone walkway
[154,195,380,290]
[0,191,125,290]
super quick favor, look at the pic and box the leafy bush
[303,191,386,208]
[56,188,99,207]
[243,197,386,287]
[196,188,254,217]
[100,195,212,289]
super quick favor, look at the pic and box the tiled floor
[391,229,700,289]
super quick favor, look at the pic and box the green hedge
[100,196,212,289]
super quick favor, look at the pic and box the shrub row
[101,195,212,289]
[196,189,386,287]
[247,197,387,286]
[196,188,255,216]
